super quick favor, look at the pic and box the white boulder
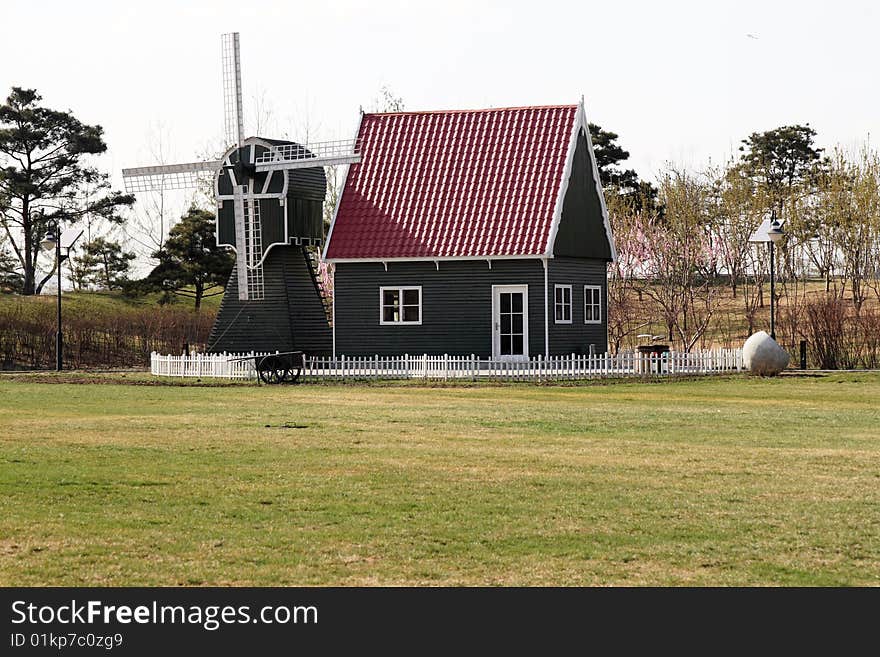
[743,331,789,376]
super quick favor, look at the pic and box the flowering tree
[605,194,652,352]
[638,168,723,351]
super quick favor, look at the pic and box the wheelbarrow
[229,351,304,384]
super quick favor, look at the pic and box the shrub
[0,295,215,370]
[791,295,880,370]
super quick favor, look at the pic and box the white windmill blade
[232,185,250,300]
[221,32,244,150]
[230,184,264,301]
[253,138,362,173]
[122,160,222,193]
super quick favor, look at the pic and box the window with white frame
[554,284,572,324]
[584,285,602,323]
[380,286,422,325]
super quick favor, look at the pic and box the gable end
[545,101,616,261]
[552,129,612,260]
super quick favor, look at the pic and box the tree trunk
[194,280,204,311]
[103,255,111,290]
[22,267,36,295]
[21,197,36,295]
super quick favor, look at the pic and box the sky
[2,0,878,238]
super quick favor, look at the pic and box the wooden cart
[229,351,304,384]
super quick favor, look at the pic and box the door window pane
[512,335,523,354]
[512,314,523,333]
[503,313,514,333]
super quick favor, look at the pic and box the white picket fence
[151,351,261,379]
[151,349,743,382]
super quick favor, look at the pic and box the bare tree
[708,162,761,298]
[818,147,880,311]
[370,86,406,113]
[120,122,197,270]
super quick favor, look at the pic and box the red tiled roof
[324,105,577,259]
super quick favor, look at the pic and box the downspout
[543,258,549,357]
[332,268,337,358]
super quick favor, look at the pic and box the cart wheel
[261,368,283,384]
[277,366,302,383]
[258,356,283,384]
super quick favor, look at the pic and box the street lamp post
[41,224,65,371]
[767,212,785,340]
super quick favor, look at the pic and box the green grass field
[1,372,878,586]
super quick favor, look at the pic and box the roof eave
[325,254,547,264]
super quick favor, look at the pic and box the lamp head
[767,219,785,244]
[41,231,58,252]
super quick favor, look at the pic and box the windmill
[122,32,360,355]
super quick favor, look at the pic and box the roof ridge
[364,104,577,117]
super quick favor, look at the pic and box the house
[323,100,616,359]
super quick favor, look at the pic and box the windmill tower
[122,33,360,355]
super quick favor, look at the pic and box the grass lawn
[0,289,221,313]
[1,372,878,586]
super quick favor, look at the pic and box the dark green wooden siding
[207,245,331,355]
[217,199,235,246]
[261,198,285,247]
[286,198,323,243]
[335,257,607,357]
[335,259,546,357]
[287,168,327,201]
[547,257,608,354]
[553,130,612,260]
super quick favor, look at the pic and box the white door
[492,285,529,359]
